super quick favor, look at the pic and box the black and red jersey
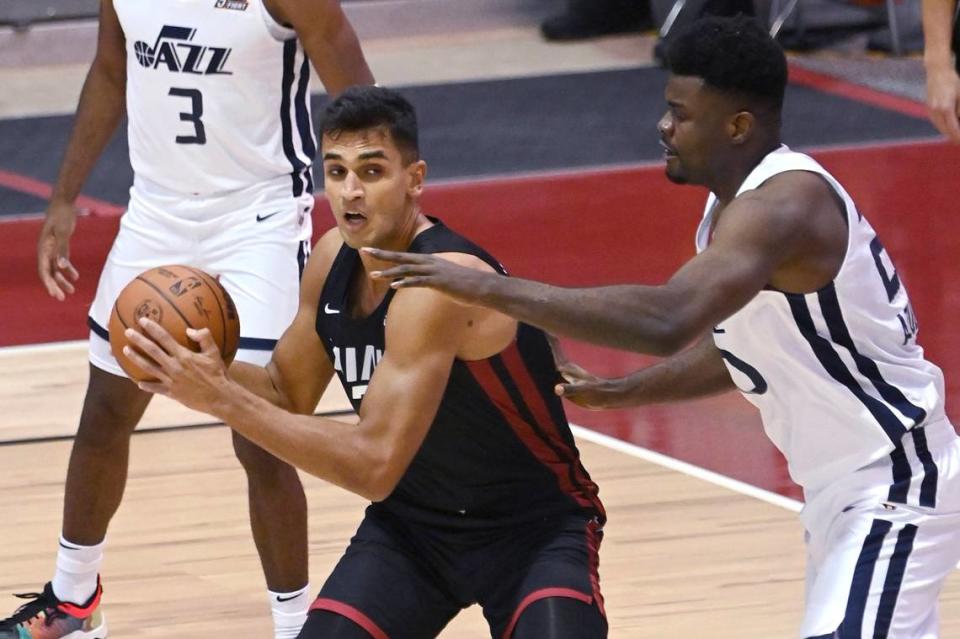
[316,219,605,529]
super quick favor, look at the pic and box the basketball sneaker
[0,580,106,639]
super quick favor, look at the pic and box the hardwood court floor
[1,344,959,636]
[2,420,959,638]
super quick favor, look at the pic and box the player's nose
[343,171,363,199]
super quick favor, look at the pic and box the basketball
[108,265,241,382]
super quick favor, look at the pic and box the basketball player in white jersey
[365,16,960,638]
[0,2,373,638]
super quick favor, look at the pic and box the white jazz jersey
[114,0,315,197]
[698,146,946,493]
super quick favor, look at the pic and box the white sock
[51,536,104,605]
[269,584,311,639]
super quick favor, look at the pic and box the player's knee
[231,430,295,479]
[297,609,375,639]
[76,372,150,444]
[510,596,608,639]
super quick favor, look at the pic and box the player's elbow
[357,464,401,502]
[642,319,696,357]
[349,446,404,502]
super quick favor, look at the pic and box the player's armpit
[263,228,342,414]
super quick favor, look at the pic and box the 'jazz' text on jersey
[133,25,233,75]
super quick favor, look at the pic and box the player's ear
[407,159,427,197]
[729,111,755,146]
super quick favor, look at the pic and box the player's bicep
[665,200,796,330]
[275,0,372,94]
[352,289,468,485]
[96,0,126,78]
[268,307,334,414]
[267,229,342,413]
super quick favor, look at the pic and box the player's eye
[325,165,345,177]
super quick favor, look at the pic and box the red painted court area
[1,139,958,499]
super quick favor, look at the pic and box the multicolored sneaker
[0,580,106,639]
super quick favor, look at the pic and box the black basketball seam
[112,298,154,378]
[113,300,131,332]
[135,274,197,331]
[183,266,229,356]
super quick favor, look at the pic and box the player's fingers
[361,247,428,264]
[137,317,183,355]
[370,264,423,280]
[126,327,176,370]
[944,109,960,143]
[545,333,569,367]
[40,268,65,301]
[37,246,65,299]
[58,256,80,281]
[121,345,169,385]
[388,276,427,289]
[136,381,169,396]
[53,271,76,295]
[186,328,219,357]
[554,381,601,408]
[557,362,594,385]
[931,107,960,142]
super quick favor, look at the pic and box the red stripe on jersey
[585,519,605,617]
[498,343,605,520]
[309,598,389,639]
[500,587,594,639]
[466,351,601,516]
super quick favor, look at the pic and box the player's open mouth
[344,211,367,224]
[659,139,677,158]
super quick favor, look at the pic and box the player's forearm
[228,361,283,407]
[50,61,126,205]
[212,382,391,500]
[601,336,735,407]
[478,277,694,356]
[923,0,958,69]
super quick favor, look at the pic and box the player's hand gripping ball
[108,265,240,382]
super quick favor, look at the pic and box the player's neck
[710,141,780,206]
[356,211,433,300]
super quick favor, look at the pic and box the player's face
[321,128,426,250]
[657,75,736,186]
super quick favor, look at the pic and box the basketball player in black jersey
[121,86,607,639]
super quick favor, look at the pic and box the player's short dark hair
[665,15,787,110]
[319,86,420,162]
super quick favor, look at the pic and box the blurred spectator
[540,0,756,42]
[540,0,654,40]
[923,0,960,141]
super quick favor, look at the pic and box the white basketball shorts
[799,418,960,638]
[88,174,314,376]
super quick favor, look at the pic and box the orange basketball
[108,265,240,382]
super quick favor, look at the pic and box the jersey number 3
[169,88,207,145]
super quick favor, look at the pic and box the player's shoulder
[300,227,344,302]
[745,170,838,212]
[430,251,497,274]
[728,170,841,231]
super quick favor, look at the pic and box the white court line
[571,423,805,513]
[0,339,86,356]
[573,425,960,570]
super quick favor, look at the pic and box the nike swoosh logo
[324,303,340,315]
[256,210,283,222]
[275,594,301,602]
